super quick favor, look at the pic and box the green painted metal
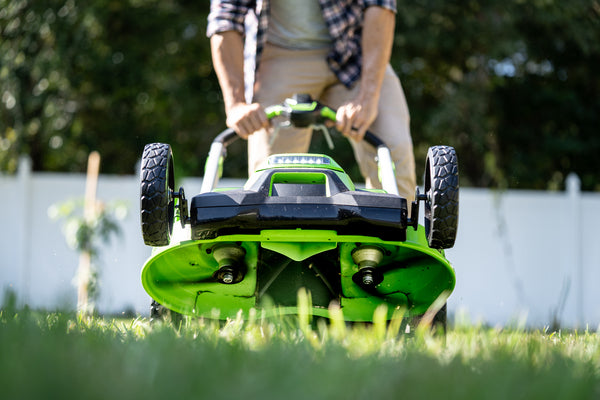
[141,227,455,321]
[261,241,338,262]
[267,172,327,196]
[143,134,455,322]
[251,154,356,191]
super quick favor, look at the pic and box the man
[207,0,416,201]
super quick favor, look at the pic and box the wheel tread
[140,143,173,246]
[425,146,459,249]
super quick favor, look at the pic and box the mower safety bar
[213,127,239,147]
[201,95,399,196]
[200,128,238,193]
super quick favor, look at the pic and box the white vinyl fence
[1,157,599,329]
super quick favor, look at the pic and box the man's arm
[210,31,268,138]
[336,6,395,140]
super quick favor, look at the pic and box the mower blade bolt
[362,273,375,286]
[212,244,247,284]
[222,272,234,284]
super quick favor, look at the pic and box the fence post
[17,156,32,305]
[77,151,101,315]
[566,173,582,326]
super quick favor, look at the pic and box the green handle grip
[320,106,337,122]
[265,105,285,119]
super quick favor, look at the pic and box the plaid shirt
[207,0,396,98]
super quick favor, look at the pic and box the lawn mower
[139,94,459,328]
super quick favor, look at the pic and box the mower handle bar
[211,106,386,149]
[213,127,385,150]
[201,95,398,195]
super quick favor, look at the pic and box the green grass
[0,306,599,400]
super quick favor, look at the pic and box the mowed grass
[1,306,599,400]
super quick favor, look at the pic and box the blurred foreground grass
[0,306,599,400]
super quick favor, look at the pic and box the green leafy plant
[48,198,127,312]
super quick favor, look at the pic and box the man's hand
[226,102,269,139]
[336,96,378,141]
[211,32,269,139]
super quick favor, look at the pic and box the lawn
[0,304,598,400]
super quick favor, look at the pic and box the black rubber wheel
[140,143,175,246]
[424,146,459,249]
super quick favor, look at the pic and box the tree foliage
[394,0,600,190]
[1,0,599,190]
[0,0,228,177]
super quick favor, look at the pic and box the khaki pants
[250,43,416,202]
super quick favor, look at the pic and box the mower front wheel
[424,146,459,249]
[140,143,175,246]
